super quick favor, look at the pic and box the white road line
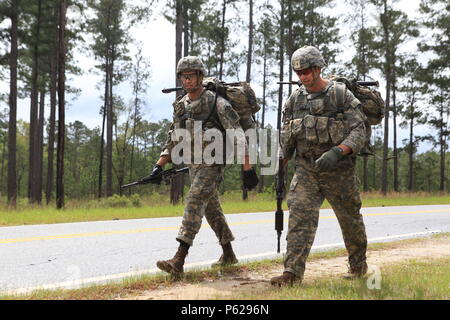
[3,229,442,296]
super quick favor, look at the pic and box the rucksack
[328,75,385,155]
[202,77,261,131]
[328,75,385,126]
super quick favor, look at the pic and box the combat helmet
[291,46,326,71]
[176,56,207,76]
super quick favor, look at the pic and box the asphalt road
[1,204,449,294]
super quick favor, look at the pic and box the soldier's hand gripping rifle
[120,167,189,189]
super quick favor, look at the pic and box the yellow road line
[0,208,448,245]
[0,226,178,244]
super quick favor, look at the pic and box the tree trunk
[363,156,368,192]
[380,0,391,196]
[98,54,109,199]
[106,56,114,197]
[258,35,268,193]
[408,99,414,191]
[36,90,45,204]
[129,102,138,196]
[115,114,129,195]
[46,51,57,204]
[439,93,445,191]
[372,130,377,189]
[7,0,19,207]
[242,0,254,200]
[171,0,185,205]
[278,0,285,126]
[246,0,253,83]
[28,0,42,203]
[218,0,226,80]
[1,137,6,189]
[287,0,293,96]
[98,94,107,198]
[175,0,183,85]
[56,0,67,209]
[278,0,286,198]
[183,3,189,57]
[392,80,398,192]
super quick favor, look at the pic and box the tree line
[0,0,448,208]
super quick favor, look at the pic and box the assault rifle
[120,167,189,189]
[161,80,243,94]
[275,82,285,254]
[277,80,379,87]
[275,157,285,254]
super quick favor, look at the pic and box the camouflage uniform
[161,89,244,246]
[280,79,368,280]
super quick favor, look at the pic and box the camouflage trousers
[176,164,235,246]
[284,157,367,278]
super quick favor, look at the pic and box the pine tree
[0,0,19,206]
[370,0,419,194]
[56,0,67,209]
[88,0,131,198]
[344,0,378,192]
[254,2,277,192]
[418,0,450,192]
[397,57,426,191]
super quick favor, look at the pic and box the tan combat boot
[270,271,298,287]
[342,261,368,279]
[212,242,238,267]
[156,243,189,275]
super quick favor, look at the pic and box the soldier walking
[271,46,369,286]
[148,56,259,275]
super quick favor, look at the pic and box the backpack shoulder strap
[329,81,346,112]
[204,89,225,131]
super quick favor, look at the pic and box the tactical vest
[172,89,223,132]
[282,81,353,159]
[171,89,226,163]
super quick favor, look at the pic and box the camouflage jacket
[281,81,367,163]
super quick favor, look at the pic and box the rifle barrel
[356,80,379,87]
[120,181,140,189]
[277,81,298,85]
[161,87,184,94]
[162,81,249,94]
[277,80,380,87]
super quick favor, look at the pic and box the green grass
[1,233,448,300]
[236,257,450,300]
[0,191,448,226]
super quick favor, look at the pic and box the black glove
[243,167,259,190]
[315,146,344,171]
[141,164,163,184]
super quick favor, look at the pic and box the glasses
[295,68,313,76]
[180,73,198,81]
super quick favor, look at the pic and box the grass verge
[242,257,450,300]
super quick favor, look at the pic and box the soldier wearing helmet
[146,56,258,276]
[270,46,369,286]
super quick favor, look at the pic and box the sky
[3,0,435,153]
